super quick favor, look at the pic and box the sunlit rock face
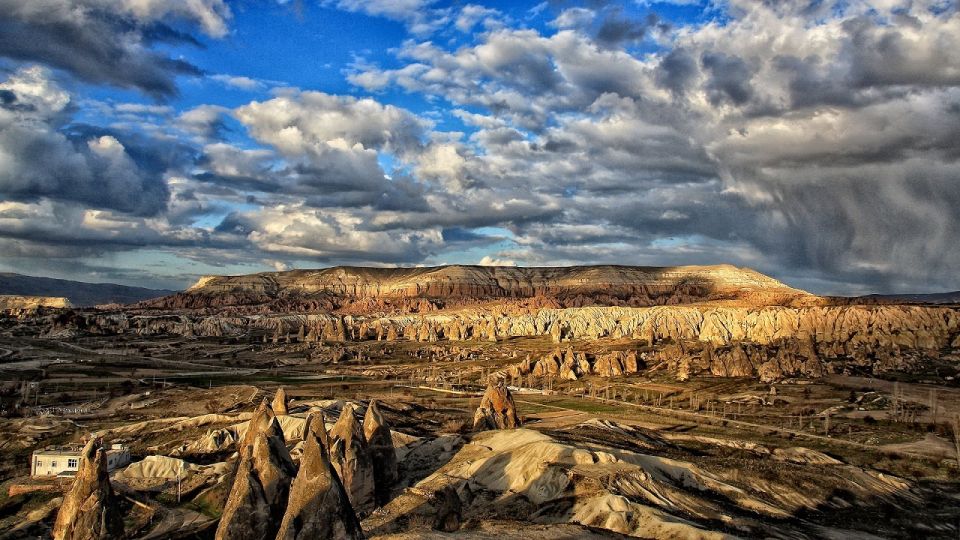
[41,263,960,385]
[329,403,377,516]
[52,439,124,540]
[277,413,364,540]
[216,400,297,540]
[473,378,521,430]
[141,264,813,312]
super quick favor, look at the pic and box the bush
[441,418,469,434]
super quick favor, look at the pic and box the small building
[31,443,131,478]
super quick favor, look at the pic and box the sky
[0,0,958,295]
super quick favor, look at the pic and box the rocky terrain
[2,264,959,538]
[51,439,124,540]
[12,383,955,539]
[32,302,960,383]
[0,295,70,312]
[141,264,815,313]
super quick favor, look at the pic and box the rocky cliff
[45,303,960,382]
[0,294,70,311]
[141,264,814,313]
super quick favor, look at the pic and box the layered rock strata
[142,264,812,312]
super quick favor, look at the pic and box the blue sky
[0,0,959,295]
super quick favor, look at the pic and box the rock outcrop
[277,413,364,540]
[216,400,297,540]
[473,379,521,430]
[34,289,960,384]
[363,400,398,506]
[431,485,462,532]
[272,387,289,416]
[329,403,377,516]
[52,439,124,540]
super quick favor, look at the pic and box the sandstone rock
[215,448,272,540]
[52,439,124,540]
[594,352,624,377]
[272,387,289,416]
[363,400,398,506]
[217,401,297,540]
[146,264,811,312]
[473,379,520,430]
[329,404,377,516]
[277,413,364,540]
[431,485,462,532]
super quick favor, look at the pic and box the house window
[36,459,42,467]
[68,458,78,468]
[51,461,57,468]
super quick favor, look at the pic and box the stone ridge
[0,294,71,311]
[145,264,813,312]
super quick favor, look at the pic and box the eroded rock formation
[277,413,364,540]
[52,438,124,540]
[216,400,297,540]
[329,403,376,516]
[272,387,289,416]
[141,264,812,313]
[363,400,398,506]
[473,378,520,430]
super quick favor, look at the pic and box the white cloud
[478,255,516,266]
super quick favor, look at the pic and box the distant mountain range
[0,273,174,307]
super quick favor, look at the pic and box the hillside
[0,273,173,307]
[0,295,70,311]
[142,264,815,313]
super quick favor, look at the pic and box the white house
[31,443,131,477]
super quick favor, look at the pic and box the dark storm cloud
[701,52,754,106]
[655,48,698,96]
[0,112,173,216]
[595,10,665,49]
[843,14,960,89]
[0,1,214,98]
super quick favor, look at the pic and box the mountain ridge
[0,273,173,307]
[143,264,816,313]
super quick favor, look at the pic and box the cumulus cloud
[2,0,960,294]
[0,0,230,97]
[220,204,444,263]
[0,66,172,216]
[344,0,960,292]
[478,255,516,266]
[323,0,450,35]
